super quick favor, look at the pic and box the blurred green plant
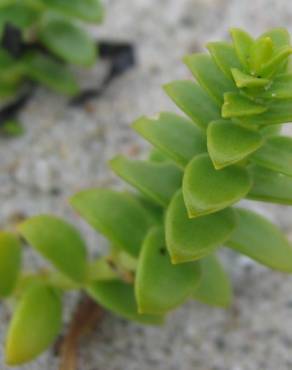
[2,27,292,366]
[0,0,103,102]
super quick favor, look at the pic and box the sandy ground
[1,0,292,369]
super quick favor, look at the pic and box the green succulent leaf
[110,156,182,207]
[18,215,87,283]
[207,42,242,78]
[247,164,292,204]
[40,20,97,66]
[207,120,263,169]
[5,282,62,365]
[192,255,232,307]
[261,28,290,50]
[165,191,237,263]
[260,46,292,77]
[70,189,154,257]
[231,68,270,88]
[184,53,237,105]
[133,112,206,168]
[227,208,292,272]
[183,154,252,217]
[248,36,273,75]
[135,227,201,314]
[222,92,267,118]
[0,232,21,297]
[251,135,292,176]
[23,53,79,96]
[260,73,292,99]
[164,80,220,130]
[40,0,104,23]
[241,99,292,126]
[88,280,163,324]
[230,28,254,69]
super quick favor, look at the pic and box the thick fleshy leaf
[222,92,267,118]
[251,135,292,176]
[5,282,62,365]
[183,154,251,217]
[242,98,292,126]
[227,208,292,272]
[192,255,232,307]
[40,20,97,66]
[88,280,163,324]
[248,36,273,75]
[70,189,153,257]
[23,53,79,96]
[0,232,21,297]
[18,215,87,283]
[135,227,201,314]
[207,120,263,169]
[230,28,254,69]
[148,148,168,163]
[184,53,237,105]
[110,156,182,207]
[261,28,290,50]
[260,46,292,77]
[260,73,292,99]
[40,0,104,23]
[165,191,236,263]
[133,112,206,167]
[247,164,292,204]
[231,68,269,88]
[207,42,242,78]
[164,80,220,130]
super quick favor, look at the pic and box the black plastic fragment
[70,41,135,106]
[1,23,24,58]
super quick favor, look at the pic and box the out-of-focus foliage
[0,0,104,100]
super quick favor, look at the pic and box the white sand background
[1,0,292,369]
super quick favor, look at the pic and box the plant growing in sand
[2,27,292,366]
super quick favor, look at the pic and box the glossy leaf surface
[251,135,292,176]
[5,282,62,365]
[70,189,153,257]
[183,154,251,217]
[165,191,236,263]
[19,215,88,283]
[88,280,163,324]
[135,227,201,314]
[184,53,237,105]
[133,112,206,168]
[222,92,267,118]
[110,156,182,207]
[230,28,254,69]
[164,80,220,129]
[207,120,263,169]
[207,42,242,78]
[248,165,292,204]
[227,208,292,272]
[193,255,232,307]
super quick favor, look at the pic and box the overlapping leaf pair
[0,0,103,100]
[2,28,292,366]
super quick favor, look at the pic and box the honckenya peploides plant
[2,27,292,366]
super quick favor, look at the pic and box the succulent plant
[2,27,292,366]
[0,0,104,101]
